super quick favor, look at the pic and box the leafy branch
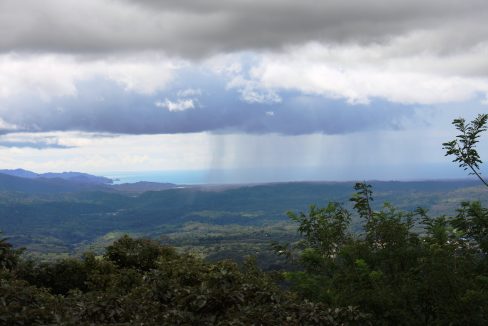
[350,182,373,220]
[443,114,488,187]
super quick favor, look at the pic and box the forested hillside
[0,179,486,263]
[2,182,488,325]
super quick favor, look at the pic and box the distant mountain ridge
[0,168,113,185]
[0,173,109,193]
[0,169,181,194]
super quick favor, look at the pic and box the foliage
[0,232,23,270]
[281,182,488,325]
[443,113,488,186]
[104,235,178,271]
[0,274,62,326]
[1,234,369,325]
[288,202,351,259]
[350,182,373,220]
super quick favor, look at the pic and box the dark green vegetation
[0,176,486,266]
[1,234,368,325]
[3,183,488,324]
[276,183,488,324]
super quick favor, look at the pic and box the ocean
[102,170,209,185]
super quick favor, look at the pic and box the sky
[0,0,488,183]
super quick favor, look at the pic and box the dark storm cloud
[0,77,417,136]
[0,0,487,58]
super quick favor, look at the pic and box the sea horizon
[100,164,472,186]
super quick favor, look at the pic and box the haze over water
[104,163,471,185]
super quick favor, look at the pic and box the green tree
[104,234,177,271]
[0,231,23,270]
[281,182,488,324]
[3,234,370,325]
[443,113,488,187]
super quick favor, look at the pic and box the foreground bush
[278,183,488,325]
[1,235,368,325]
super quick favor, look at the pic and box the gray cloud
[0,140,72,149]
[0,77,420,136]
[0,135,74,149]
[1,0,487,58]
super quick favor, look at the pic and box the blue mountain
[0,169,113,185]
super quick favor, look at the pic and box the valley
[1,171,486,268]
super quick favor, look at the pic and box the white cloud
[155,98,196,112]
[0,53,178,99]
[102,58,178,94]
[250,42,488,105]
[204,54,243,75]
[0,131,213,172]
[227,75,281,104]
[177,88,202,97]
[0,117,18,131]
